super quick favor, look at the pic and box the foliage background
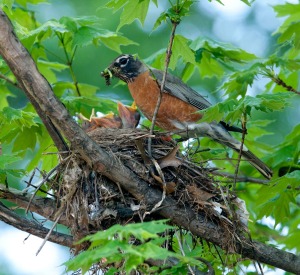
[0,0,299,274]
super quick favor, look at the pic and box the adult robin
[102,54,272,179]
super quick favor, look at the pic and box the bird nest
[50,128,246,251]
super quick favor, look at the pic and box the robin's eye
[119,57,129,66]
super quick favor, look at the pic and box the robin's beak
[117,101,140,128]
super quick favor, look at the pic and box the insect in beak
[101,68,113,86]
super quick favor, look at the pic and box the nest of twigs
[52,128,243,251]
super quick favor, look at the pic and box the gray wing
[151,68,211,110]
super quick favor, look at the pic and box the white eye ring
[119,57,129,67]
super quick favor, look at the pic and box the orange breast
[128,71,202,131]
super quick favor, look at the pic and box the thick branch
[0,14,68,153]
[0,184,69,226]
[0,202,73,247]
[0,9,299,274]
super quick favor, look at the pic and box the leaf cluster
[64,220,206,274]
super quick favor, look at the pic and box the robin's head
[106,54,147,83]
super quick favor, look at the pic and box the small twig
[144,19,179,216]
[56,32,81,96]
[42,151,70,155]
[23,180,55,197]
[233,112,247,190]
[147,21,179,158]
[0,72,20,88]
[36,211,64,256]
[195,257,215,275]
[0,202,73,248]
[211,171,269,184]
[143,158,166,218]
[116,182,127,205]
[25,155,72,214]
[215,181,234,219]
[25,163,61,213]
[271,74,300,95]
[261,67,300,95]
[175,231,196,275]
[25,168,37,190]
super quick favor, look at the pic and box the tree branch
[0,8,299,274]
[0,13,68,153]
[0,202,73,248]
[0,184,70,226]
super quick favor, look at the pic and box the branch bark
[0,202,73,248]
[0,9,299,274]
[0,184,70,226]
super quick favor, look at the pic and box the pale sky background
[0,0,295,274]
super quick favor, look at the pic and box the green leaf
[181,62,197,82]
[12,126,38,154]
[257,171,299,225]
[106,0,128,12]
[16,0,47,6]
[73,26,137,52]
[62,96,117,117]
[73,26,105,47]
[246,120,274,141]
[191,37,257,63]
[0,107,38,130]
[65,220,174,273]
[277,22,300,49]
[273,2,300,28]
[153,11,167,30]
[273,2,300,49]
[117,0,150,31]
[24,20,68,42]
[240,0,251,6]
[199,98,238,124]
[0,0,14,11]
[0,154,22,169]
[99,34,138,53]
[37,60,68,83]
[169,35,196,70]
[268,124,300,168]
[26,126,58,172]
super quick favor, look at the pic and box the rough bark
[0,202,73,247]
[0,9,299,274]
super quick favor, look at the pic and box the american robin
[102,54,272,179]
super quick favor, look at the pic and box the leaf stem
[56,33,81,97]
[262,68,300,95]
[0,72,20,88]
[272,74,300,95]
[233,111,247,190]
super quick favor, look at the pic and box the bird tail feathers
[218,139,272,180]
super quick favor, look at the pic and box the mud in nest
[53,128,242,246]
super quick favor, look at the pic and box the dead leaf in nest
[101,208,117,219]
[232,197,249,229]
[151,173,176,194]
[135,141,180,194]
[158,145,181,169]
[187,184,215,203]
[63,161,82,187]
[130,203,140,211]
